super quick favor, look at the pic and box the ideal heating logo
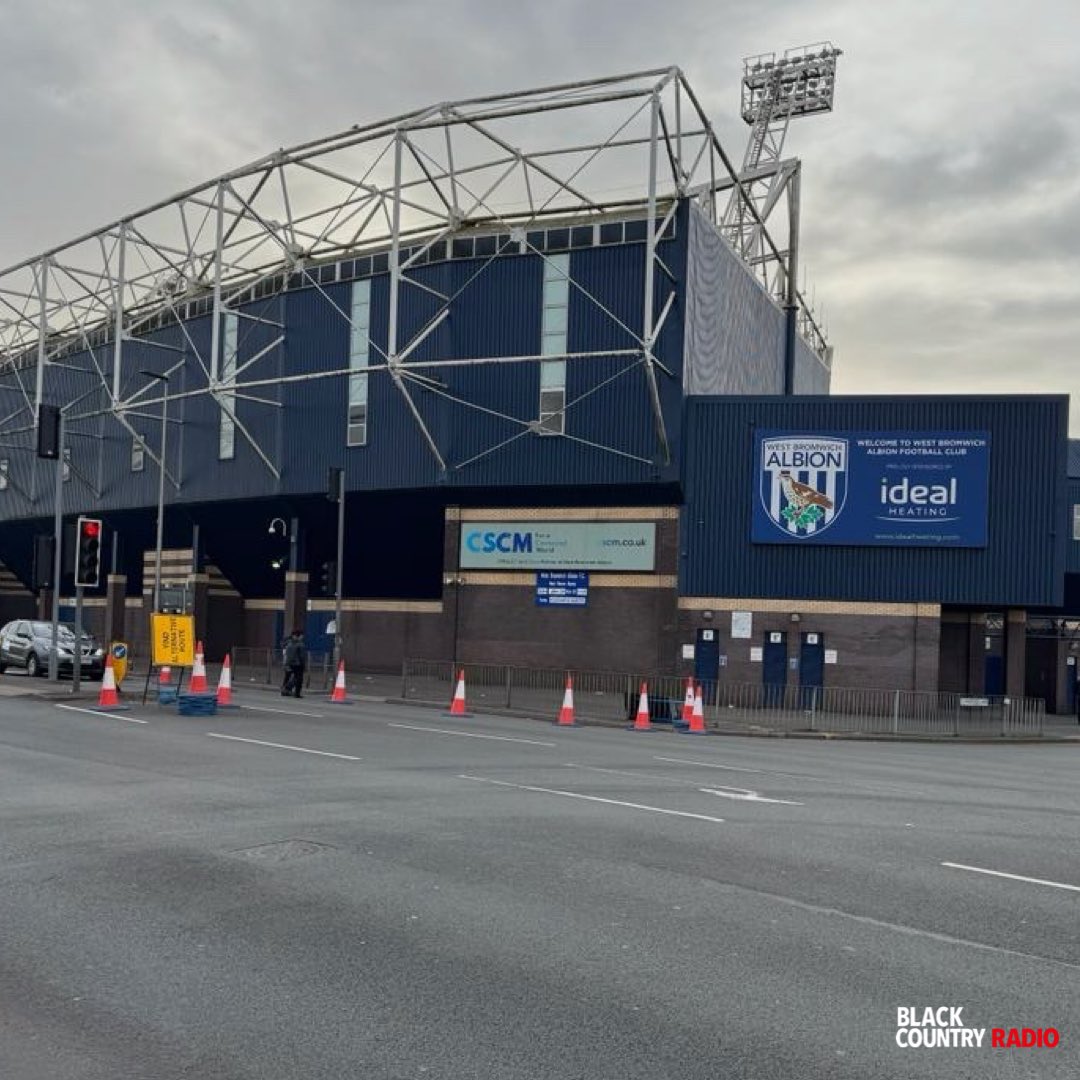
[465,531,533,554]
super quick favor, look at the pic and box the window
[131,437,145,473]
[0,458,8,492]
[348,280,371,446]
[219,311,238,460]
[1073,505,1080,541]
[538,253,569,435]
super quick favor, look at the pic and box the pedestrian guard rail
[400,659,1046,737]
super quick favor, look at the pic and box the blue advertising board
[752,431,990,547]
[536,571,590,607]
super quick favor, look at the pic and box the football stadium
[0,55,1076,716]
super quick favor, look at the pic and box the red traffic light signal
[74,516,102,588]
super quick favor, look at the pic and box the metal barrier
[230,646,333,691]
[401,660,1046,737]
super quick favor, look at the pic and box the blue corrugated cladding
[286,228,686,493]
[1067,439,1080,478]
[1066,478,1080,573]
[0,225,686,524]
[681,395,1068,606]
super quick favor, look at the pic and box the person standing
[281,629,307,698]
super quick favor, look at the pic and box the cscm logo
[760,436,848,538]
[465,531,533,554]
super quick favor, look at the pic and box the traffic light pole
[334,468,345,672]
[72,585,83,693]
[48,413,64,682]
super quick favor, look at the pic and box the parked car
[0,620,105,679]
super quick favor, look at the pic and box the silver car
[0,620,106,679]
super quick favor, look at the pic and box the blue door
[800,632,824,708]
[763,632,787,706]
[694,628,720,704]
[984,653,1004,696]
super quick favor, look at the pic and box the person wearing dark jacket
[281,629,307,698]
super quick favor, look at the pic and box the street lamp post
[139,371,169,612]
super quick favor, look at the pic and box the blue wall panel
[681,395,1068,606]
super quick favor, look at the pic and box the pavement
[1,682,1078,1079]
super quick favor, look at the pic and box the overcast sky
[2,0,1077,422]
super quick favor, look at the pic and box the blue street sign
[536,571,589,607]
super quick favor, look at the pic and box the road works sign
[110,642,129,685]
[151,613,195,666]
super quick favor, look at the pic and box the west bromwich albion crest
[759,436,848,537]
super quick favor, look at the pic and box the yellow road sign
[151,613,195,667]
[110,641,129,685]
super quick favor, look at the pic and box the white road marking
[566,763,801,805]
[459,774,724,823]
[756,887,1080,973]
[55,704,147,724]
[205,733,360,761]
[699,787,803,806]
[238,703,325,719]
[389,723,555,748]
[654,755,830,783]
[942,862,1080,894]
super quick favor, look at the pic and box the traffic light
[33,534,55,590]
[36,404,60,459]
[319,560,337,596]
[327,466,343,502]
[74,516,102,588]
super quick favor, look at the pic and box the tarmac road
[0,689,1077,1079]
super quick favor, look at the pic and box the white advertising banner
[459,522,656,571]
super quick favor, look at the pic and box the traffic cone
[190,641,208,693]
[329,660,348,704]
[215,654,237,708]
[159,665,172,687]
[444,669,472,717]
[556,674,578,727]
[681,677,695,725]
[96,653,128,711]
[682,684,707,735]
[628,681,653,731]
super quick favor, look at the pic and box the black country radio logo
[896,1007,1060,1050]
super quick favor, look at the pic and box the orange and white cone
[159,665,172,687]
[96,653,128,710]
[215,654,237,708]
[190,640,208,693]
[444,669,472,717]
[681,677,695,725]
[329,660,348,704]
[682,684,706,735]
[628,681,653,731]
[556,674,578,727]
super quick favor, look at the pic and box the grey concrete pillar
[1005,609,1026,699]
[284,571,308,640]
[104,574,127,645]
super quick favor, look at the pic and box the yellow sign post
[110,642,129,685]
[150,613,195,667]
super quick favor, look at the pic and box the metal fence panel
[401,660,1045,738]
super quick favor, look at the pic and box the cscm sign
[465,531,533,554]
[459,521,656,571]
